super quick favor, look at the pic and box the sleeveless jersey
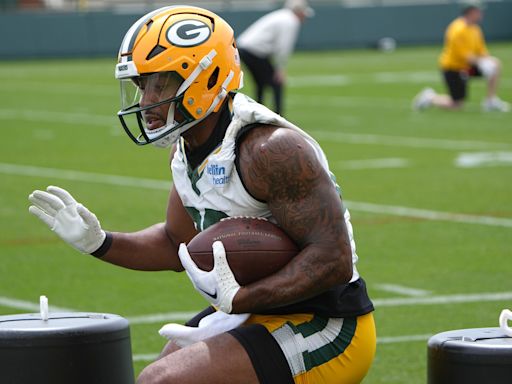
[171,93,373,317]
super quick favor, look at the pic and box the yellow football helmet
[115,6,243,147]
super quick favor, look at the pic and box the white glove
[28,186,106,254]
[159,310,250,347]
[178,241,240,314]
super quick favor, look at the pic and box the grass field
[0,42,511,383]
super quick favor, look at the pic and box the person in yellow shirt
[413,4,509,112]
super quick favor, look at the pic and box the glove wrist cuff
[91,231,113,258]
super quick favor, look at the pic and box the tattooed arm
[231,126,353,313]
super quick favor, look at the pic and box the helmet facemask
[115,6,243,148]
[118,71,195,148]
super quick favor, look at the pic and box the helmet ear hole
[207,67,220,90]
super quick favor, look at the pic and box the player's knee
[137,364,166,384]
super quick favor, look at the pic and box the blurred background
[1,0,512,58]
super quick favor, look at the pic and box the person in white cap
[413,2,509,112]
[237,0,314,115]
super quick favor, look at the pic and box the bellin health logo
[207,163,230,186]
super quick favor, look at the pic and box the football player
[413,3,509,112]
[29,6,375,383]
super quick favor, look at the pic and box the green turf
[0,42,511,382]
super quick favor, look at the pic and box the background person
[28,5,375,384]
[236,0,314,116]
[413,3,509,112]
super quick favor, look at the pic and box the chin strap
[177,49,217,97]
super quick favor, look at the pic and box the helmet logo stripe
[119,6,174,59]
[166,20,211,47]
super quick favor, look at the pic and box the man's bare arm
[232,126,353,313]
[101,186,197,271]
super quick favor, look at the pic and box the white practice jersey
[236,8,301,69]
[172,93,360,282]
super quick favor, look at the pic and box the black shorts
[442,65,482,102]
[186,307,293,384]
[238,47,276,86]
[186,308,376,384]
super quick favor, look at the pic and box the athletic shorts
[229,312,376,384]
[238,47,276,86]
[442,65,482,102]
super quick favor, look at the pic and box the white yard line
[0,108,114,126]
[0,163,170,190]
[377,334,433,344]
[0,296,74,313]
[133,353,159,362]
[338,158,410,169]
[346,201,512,228]
[127,312,200,325]
[310,131,511,151]
[373,291,512,307]
[455,151,512,168]
[3,162,511,228]
[374,284,431,297]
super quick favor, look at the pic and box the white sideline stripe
[346,201,512,228]
[310,131,511,151]
[455,151,512,168]
[338,158,409,169]
[133,353,159,362]
[374,284,431,297]
[0,162,171,190]
[0,296,74,313]
[127,312,199,325]
[373,291,512,307]
[3,162,511,228]
[0,108,114,126]
[377,334,433,344]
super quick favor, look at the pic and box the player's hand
[28,186,106,254]
[273,69,285,85]
[178,241,240,314]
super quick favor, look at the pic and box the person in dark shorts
[237,0,314,115]
[413,3,509,112]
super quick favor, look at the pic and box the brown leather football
[186,217,299,285]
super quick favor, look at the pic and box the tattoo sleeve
[233,127,353,313]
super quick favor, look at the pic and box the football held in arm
[29,5,376,384]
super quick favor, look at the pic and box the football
[186,216,299,285]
